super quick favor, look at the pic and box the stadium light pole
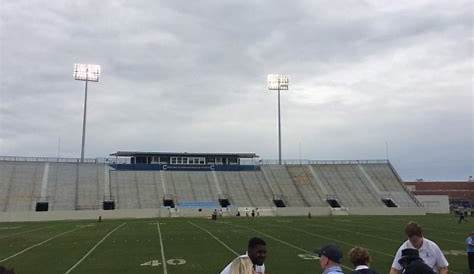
[267,74,289,165]
[73,64,101,163]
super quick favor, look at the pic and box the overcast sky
[0,0,472,180]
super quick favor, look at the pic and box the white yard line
[188,221,239,256]
[0,226,80,263]
[64,222,126,274]
[0,225,54,240]
[271,223,393,257]
[0,226,22,230]
[306,223,400,243]
[156,221,168,274]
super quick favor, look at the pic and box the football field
[0,214,469,274]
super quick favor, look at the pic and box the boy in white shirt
[390,222,448,274]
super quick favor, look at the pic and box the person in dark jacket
[348,246,380,274]
[0,266,15,274]
[466,231,474,274]
[398,248,435,274]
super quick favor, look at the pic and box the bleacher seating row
[0,161,420,212]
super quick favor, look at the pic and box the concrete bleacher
[0,162,110,212]
[110,170,141,209]
[76,164,105,210]
[360,163,418,207]
[285,165,326,207]
[166,171,196,202]
[239,171,274,207]
[261,165,307,207]
[178,201,219,208]
[48,163,79,210]
[0,163,14,211]
[187,172,218,201]
[218,172,256,207]
[0,160,421,214]
[109,170,165,209]
[135,171,164,209]
[362,163,404,191]
[0,162,43,212]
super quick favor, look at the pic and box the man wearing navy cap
[317,244,345,274]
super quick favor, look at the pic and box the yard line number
[141,258,186,267]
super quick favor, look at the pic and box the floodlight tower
[267,74,289,165]
[73,64,101,162]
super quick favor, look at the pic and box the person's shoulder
[423,237,435,244]
[230,255,253,268]
[423,238,442,249]
[398,239,410,249]
[350,270,380,274]
[227,254,247,264]
[236,254,250,261]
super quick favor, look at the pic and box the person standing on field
[466,231,474,274]
[390,222,448,274]
[220,237,267,274]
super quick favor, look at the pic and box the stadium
[0,152,470,273]
[1,1,472,274]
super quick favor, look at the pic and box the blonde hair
[348,246,370,267]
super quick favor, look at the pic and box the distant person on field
[458,209,467,223]
[397,248,435,274]
[348,246,379,274]
[220,237,267,274]
[316,244,344,274]
[466,231,474,274]
[390,222,448,274]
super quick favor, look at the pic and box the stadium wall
[414,195,450,214]
[0,207,425,222]
[347,207,426,215]
[0,159,424,219]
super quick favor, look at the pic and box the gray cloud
[0,0,472,180]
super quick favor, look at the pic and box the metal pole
[278,85,282,165]
[80,79,88,163]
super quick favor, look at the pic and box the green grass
[0,214,470,274]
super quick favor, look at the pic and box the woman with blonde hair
[348,246,379,274]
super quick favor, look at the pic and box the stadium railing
[0,156,129,164]
[255,159,389,165]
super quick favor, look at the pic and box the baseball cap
[316,244,343,263]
